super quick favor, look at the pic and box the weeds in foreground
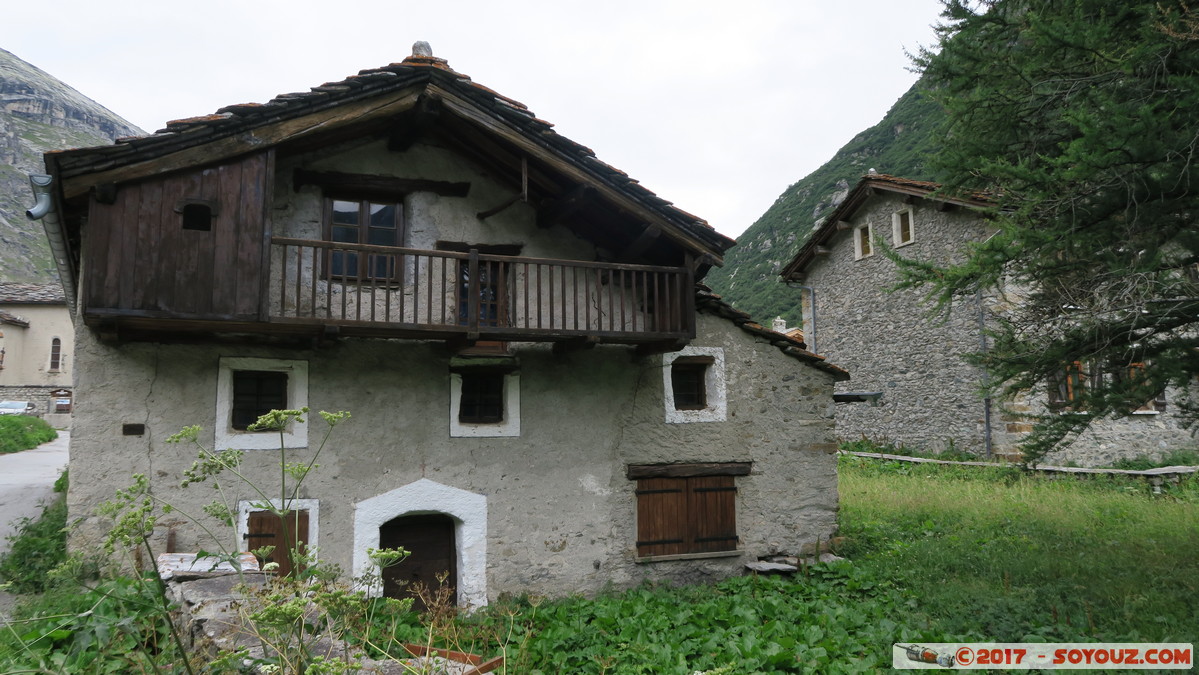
[0,469,69,593]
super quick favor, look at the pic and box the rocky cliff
[0,47,143,282]
[706,83,944,325]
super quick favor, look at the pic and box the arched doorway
[379,513,457,611]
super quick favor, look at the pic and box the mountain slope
[707,82,943,325]
[0,48,143,282]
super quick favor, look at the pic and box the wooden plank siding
[82,153,269,321]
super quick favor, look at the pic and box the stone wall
[0,384,69,418]
[801,191,1197,465]
[802,193,1002,454]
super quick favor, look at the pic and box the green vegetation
[386,455,1199,673]
[1106,448,1199,471]
[0,414,57,454]
[0,470,68,594]
[706,84,943,326]
[840,454,1199,644]
[891,0,1199,463]
[5,451,1195,673]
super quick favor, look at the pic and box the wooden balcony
[268,238,695,345]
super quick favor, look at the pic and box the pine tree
[901,0,1199,462]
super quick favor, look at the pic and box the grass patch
[0,415,57,454]
[1105,447,1199,470]
[838,454,1199,642]
[0,470,68,594]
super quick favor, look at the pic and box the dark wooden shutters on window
[232,370,288,430]
[635,475,738,557]
[246,510,308,577]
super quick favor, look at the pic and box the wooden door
[379,514,457,611]
[246,510,309,577]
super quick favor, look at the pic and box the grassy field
[837,456,1199,643]
[3,454,1196,673]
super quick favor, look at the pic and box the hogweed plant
[94,408,428,674]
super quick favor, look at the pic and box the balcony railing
[268,238,695,343]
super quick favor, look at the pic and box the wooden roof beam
[293,168,469,197]
[537,184,597,229]
[58,88,424,199]
[387,95,442,152]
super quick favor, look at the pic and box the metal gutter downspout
[26,174,78,315]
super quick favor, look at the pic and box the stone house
[0,282,73,424]
[780,173,1195,466]
[32,47,848,607]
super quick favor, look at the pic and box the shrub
[0,470,68,593]
[0,414,57,454]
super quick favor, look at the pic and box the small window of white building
[893,209,915,247]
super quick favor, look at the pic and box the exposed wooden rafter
[387,95,442,152]
[292,168,470,197]
[536,184,597,229]
[59,89,424,199]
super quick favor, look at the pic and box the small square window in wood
[459,372,505,424]
[671,356,713,411]
[635,475,738,557]
[232,370,288,430]
[181,203,213,231]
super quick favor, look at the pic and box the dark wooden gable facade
[85,152,271,322]
[42,48,735,348]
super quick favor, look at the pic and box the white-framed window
[216,357,309,450]
[853,223,874,260]
[663,346,727,423]
[892,208,915,246]
[449,370,520,437]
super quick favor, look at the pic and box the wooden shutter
[246,510,309,577]
[636,475,738,556]
[689,476,738,553]
[635,478,687,557]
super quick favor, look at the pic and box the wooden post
[468,248,480,338]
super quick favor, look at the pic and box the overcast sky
[2,1,944,238]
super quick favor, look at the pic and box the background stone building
[781,174,1195,466]
[0,282,72,424]
[38,49,848,606]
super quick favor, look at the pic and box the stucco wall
[66,123,840,603]
[66,311,839,602]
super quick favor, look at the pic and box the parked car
[0,401,35,415]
